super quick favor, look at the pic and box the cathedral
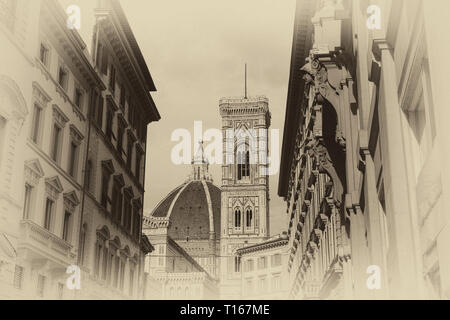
[144,95,274,299]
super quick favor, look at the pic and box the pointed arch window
[246,208,253,228]
[237,150,250,180]
[234,209,241,228]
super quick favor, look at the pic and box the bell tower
[218,95,271,298]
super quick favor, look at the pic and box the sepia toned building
[219,96,272,299]
[143,229,218,300]
[78,0,160,299]
[0,0,160,299]
[279,0,450,300]
[236,233,289,300]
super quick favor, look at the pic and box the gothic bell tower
[218,95,271,298]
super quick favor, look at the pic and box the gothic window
[234,256,241,273]
[237,150,250,181]
[234,209,241,228]
[245,208,253,228]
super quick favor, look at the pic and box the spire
[190,140,212,182]
[244,63,248,99]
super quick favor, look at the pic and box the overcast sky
[60,0,295,235]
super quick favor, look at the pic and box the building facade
[279,0,450,300]
[143,229,218,300]
[236,233,289,300]
[0,0,160,300]
[219,96,272,299]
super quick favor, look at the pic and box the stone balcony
[18,219,75,266]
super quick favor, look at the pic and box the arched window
[237,149,250,180]
[246,209,253,228]
[234,209,241,228]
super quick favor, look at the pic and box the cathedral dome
[150,142,221,240]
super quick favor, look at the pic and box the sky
[60,0,296,236]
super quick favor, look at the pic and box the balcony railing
[20,219,74,261]
[0,0,16,32]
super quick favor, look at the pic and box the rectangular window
[57,283,64,300]
[117,126,124,156]
[13,265,24,289]
[246,279,253,295]
[68,141,78,178]
[37,275,46,297]
[39,43,49,66]
[106,108,113,142]
[271,254,282,267]
[271,275,281,291]
[111,183,122,222]
[127,136,133,170]
[74,87,83,110]
[23,184,32,219]
[109,64,116,93]
[101,173,109,208]
[51,124,62,163]
[44,198,54,230]
[58,65,68,90]
[258,256,267,270]
[135,151,142,181]
[62,211,71,242]
[31,104,42,144]
[259,277,267,292]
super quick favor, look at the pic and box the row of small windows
[30,103,83,180]
[94,230,138,296]
[23,182,76,244]
[37,38,146,184]
[245,275,282,295]
[12,265,67,299]
[99,164,142,240]
[234,208,253,228]
[94,39,147,142]
[235,254,283,273]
